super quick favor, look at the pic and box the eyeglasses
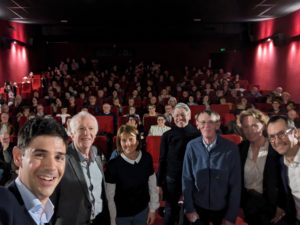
[268,128,293,143]
[198,120,215,126]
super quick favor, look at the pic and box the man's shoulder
[188,136,202,145]
[0,186,38,225]
[0,186,22,212]
[0,186,16,202]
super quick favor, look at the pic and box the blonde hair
[239,108,269,126]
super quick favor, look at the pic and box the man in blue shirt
[0,117,68,225]
[182,110,241,225]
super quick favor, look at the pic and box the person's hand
[147,211,156,224]
[186,212,199,223]
[271,207,285,224]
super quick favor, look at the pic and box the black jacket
[0,182,37,225]
[239,140,285,218]
[52,143,110,225]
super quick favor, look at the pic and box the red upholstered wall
[0,20,30,85]
[244,9,300,102]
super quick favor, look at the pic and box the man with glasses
[52,111,110,225]
[267,115,300,225]
[182,110,241,225]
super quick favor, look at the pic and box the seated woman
[148,114,171,136]
[105,125,159,225]
[0,112,15,136]
[239,109,286,225]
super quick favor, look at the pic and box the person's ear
[13,146,23,168]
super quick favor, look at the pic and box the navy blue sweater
[182,135,241,223]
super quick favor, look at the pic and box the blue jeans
[116,208,148,225]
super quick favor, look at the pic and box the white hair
[69,111,98,134]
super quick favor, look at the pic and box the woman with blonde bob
[239,109,286,225]
[105,125,159,225]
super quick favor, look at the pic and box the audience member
[148,115,171,136]
[0,112,15,136]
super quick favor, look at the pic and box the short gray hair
[174,102,191,114]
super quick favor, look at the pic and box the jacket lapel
[7,181,39,225]
[67,144,91,202]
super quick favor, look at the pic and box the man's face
[72,116,97,153]
[267,119,297,155]
[197,113,217,140]
[14,135,66,205]
[173,107,190,128]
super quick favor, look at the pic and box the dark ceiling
[1,0,300,40]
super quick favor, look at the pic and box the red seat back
[143,116,158,134]
[96,115,114,134]
[210,104,230,114]
[221,134,242,144]
[189,105,206,126]
[222,113,236,126]
[94,135,108,156]
[146,136,161,172]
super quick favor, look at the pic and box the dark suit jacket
[239,140,285,217]
[52,143,110,225]
[0,182,37,225]
[279,157,297,224]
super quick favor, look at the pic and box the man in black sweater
[157,102,199,225]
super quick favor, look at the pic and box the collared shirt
[284,147,300,221]
[77,147,103,220]
[244,141,268,193]
[120,151,142,164]
[202,137,217,152]
[15,177,54,225]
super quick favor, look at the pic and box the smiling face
[71,116,97,154]
[120,132,139,158]
[267,119,298,155]
[173,107,190,128]
[14,135,66,205]
[241,115,264,143]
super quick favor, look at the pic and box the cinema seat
[145,136,161,172]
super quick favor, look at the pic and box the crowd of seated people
[0,57,299,184]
